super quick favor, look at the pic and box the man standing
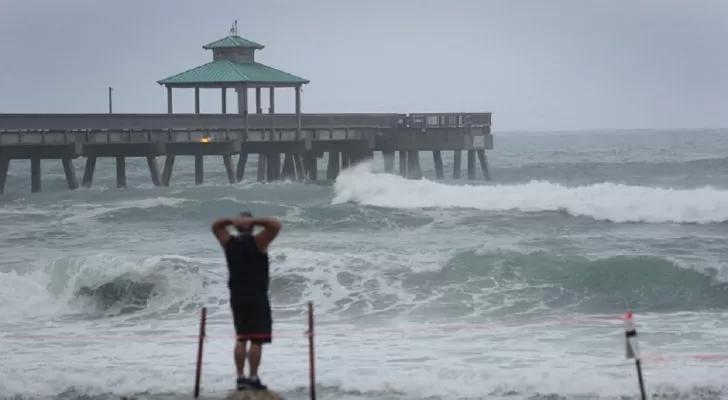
[211,211,282,391]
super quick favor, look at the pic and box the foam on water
[333,162,728,224]
[5,131,728,399]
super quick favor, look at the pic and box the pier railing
[0,112,491,132]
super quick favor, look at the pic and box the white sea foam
[332,162,728,224]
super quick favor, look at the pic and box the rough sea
[2,129,728,400]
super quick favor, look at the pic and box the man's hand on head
[233,215,253,232]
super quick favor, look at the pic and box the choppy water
[3,129,728,400]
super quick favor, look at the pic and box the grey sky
[0,0,726,131]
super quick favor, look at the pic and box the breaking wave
[332,162,728,224]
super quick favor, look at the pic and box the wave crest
[332,162,728,224]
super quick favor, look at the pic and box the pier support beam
[146,157,161,187]
[162,155,175,187]
[453,151,462,179]
[223,154,236,184]
[304,153,317,180]
[0,156,9,194]
[341,151,350,170]
[281,153,296,181]
[265,153,280,182]
[236,153,248,182]
[477,150,490,181]
[82,157,97,188]
[293,153,305,181]
[407,151,421,179]
[383,151,395,173]
[432,151,444,180]
[256,154,266,182]
[62,159,79,190]
[327,151,340,180]
[116,157,126,188]
[467,150,476,180]
[31,158,41,193]
[194,155,204,185]
[399,151,407,177]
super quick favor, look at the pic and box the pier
[0,23,493,194]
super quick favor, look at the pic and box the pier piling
[146,156,162,187]
[194,155,204,185]
[235,153,248,182]
[30,158,41,193]
[453,150,462,179]
[0,156,9,194]
[116,157,126,188]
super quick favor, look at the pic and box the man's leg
[231,299,251,390]
[235,337,247,377]
[243,299,272,390]
[248,342,262,378]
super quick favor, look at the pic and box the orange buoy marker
[624,312,646,400]
[194,307,207,398]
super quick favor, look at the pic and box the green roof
[203,35,264,50]
[157,59,309,86]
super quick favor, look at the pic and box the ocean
[2,129,728,400]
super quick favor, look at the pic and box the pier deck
[0,112,492,194]
[0,24,494,194]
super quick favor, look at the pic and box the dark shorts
[229,295,272,344]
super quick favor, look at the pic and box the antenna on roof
[229,20,238,36]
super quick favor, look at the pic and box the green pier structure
[0,24,493,194]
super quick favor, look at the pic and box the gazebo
[157,22,310,116]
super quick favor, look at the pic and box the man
[211,211,282,391]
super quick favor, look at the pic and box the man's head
[236,211,254,234]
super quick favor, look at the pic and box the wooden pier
[0,24,493,194]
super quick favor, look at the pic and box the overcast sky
[0,0,726,131]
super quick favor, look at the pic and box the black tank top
[223,233,270,300]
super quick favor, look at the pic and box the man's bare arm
[211,217,235,247]
[252,217,282,253]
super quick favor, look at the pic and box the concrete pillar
[293,154,305,181]
[237,86,249,143]
[281,153,295,181]
[383,151,395,173]
[223,155,236,184]
[62,159,79,190]
[194,87,200,114]
[477,150,491,181]
[236,153,248,182]
[0,156,9,194]
[269,88,275,113]
[255,88,262,113]
[399,150,407,177]
[467,150,476,180]
[341,151,350,170]
[432,151,444,179]
[146,157,161,186]
[221,88,227,114]
[294,86,301,140]
[237,86,248,114]
[82,156,97,188]
[162,155,175,187]
[304,153,317,180]
[265,153,280,182]
[116,157,126,188]
[166,87,173,114]
[256,154,266,182]
[407,151,421,179]
[453,150,462,179]
[30,158,41,193]
[327,151,340,180]
[194,155,204,185]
